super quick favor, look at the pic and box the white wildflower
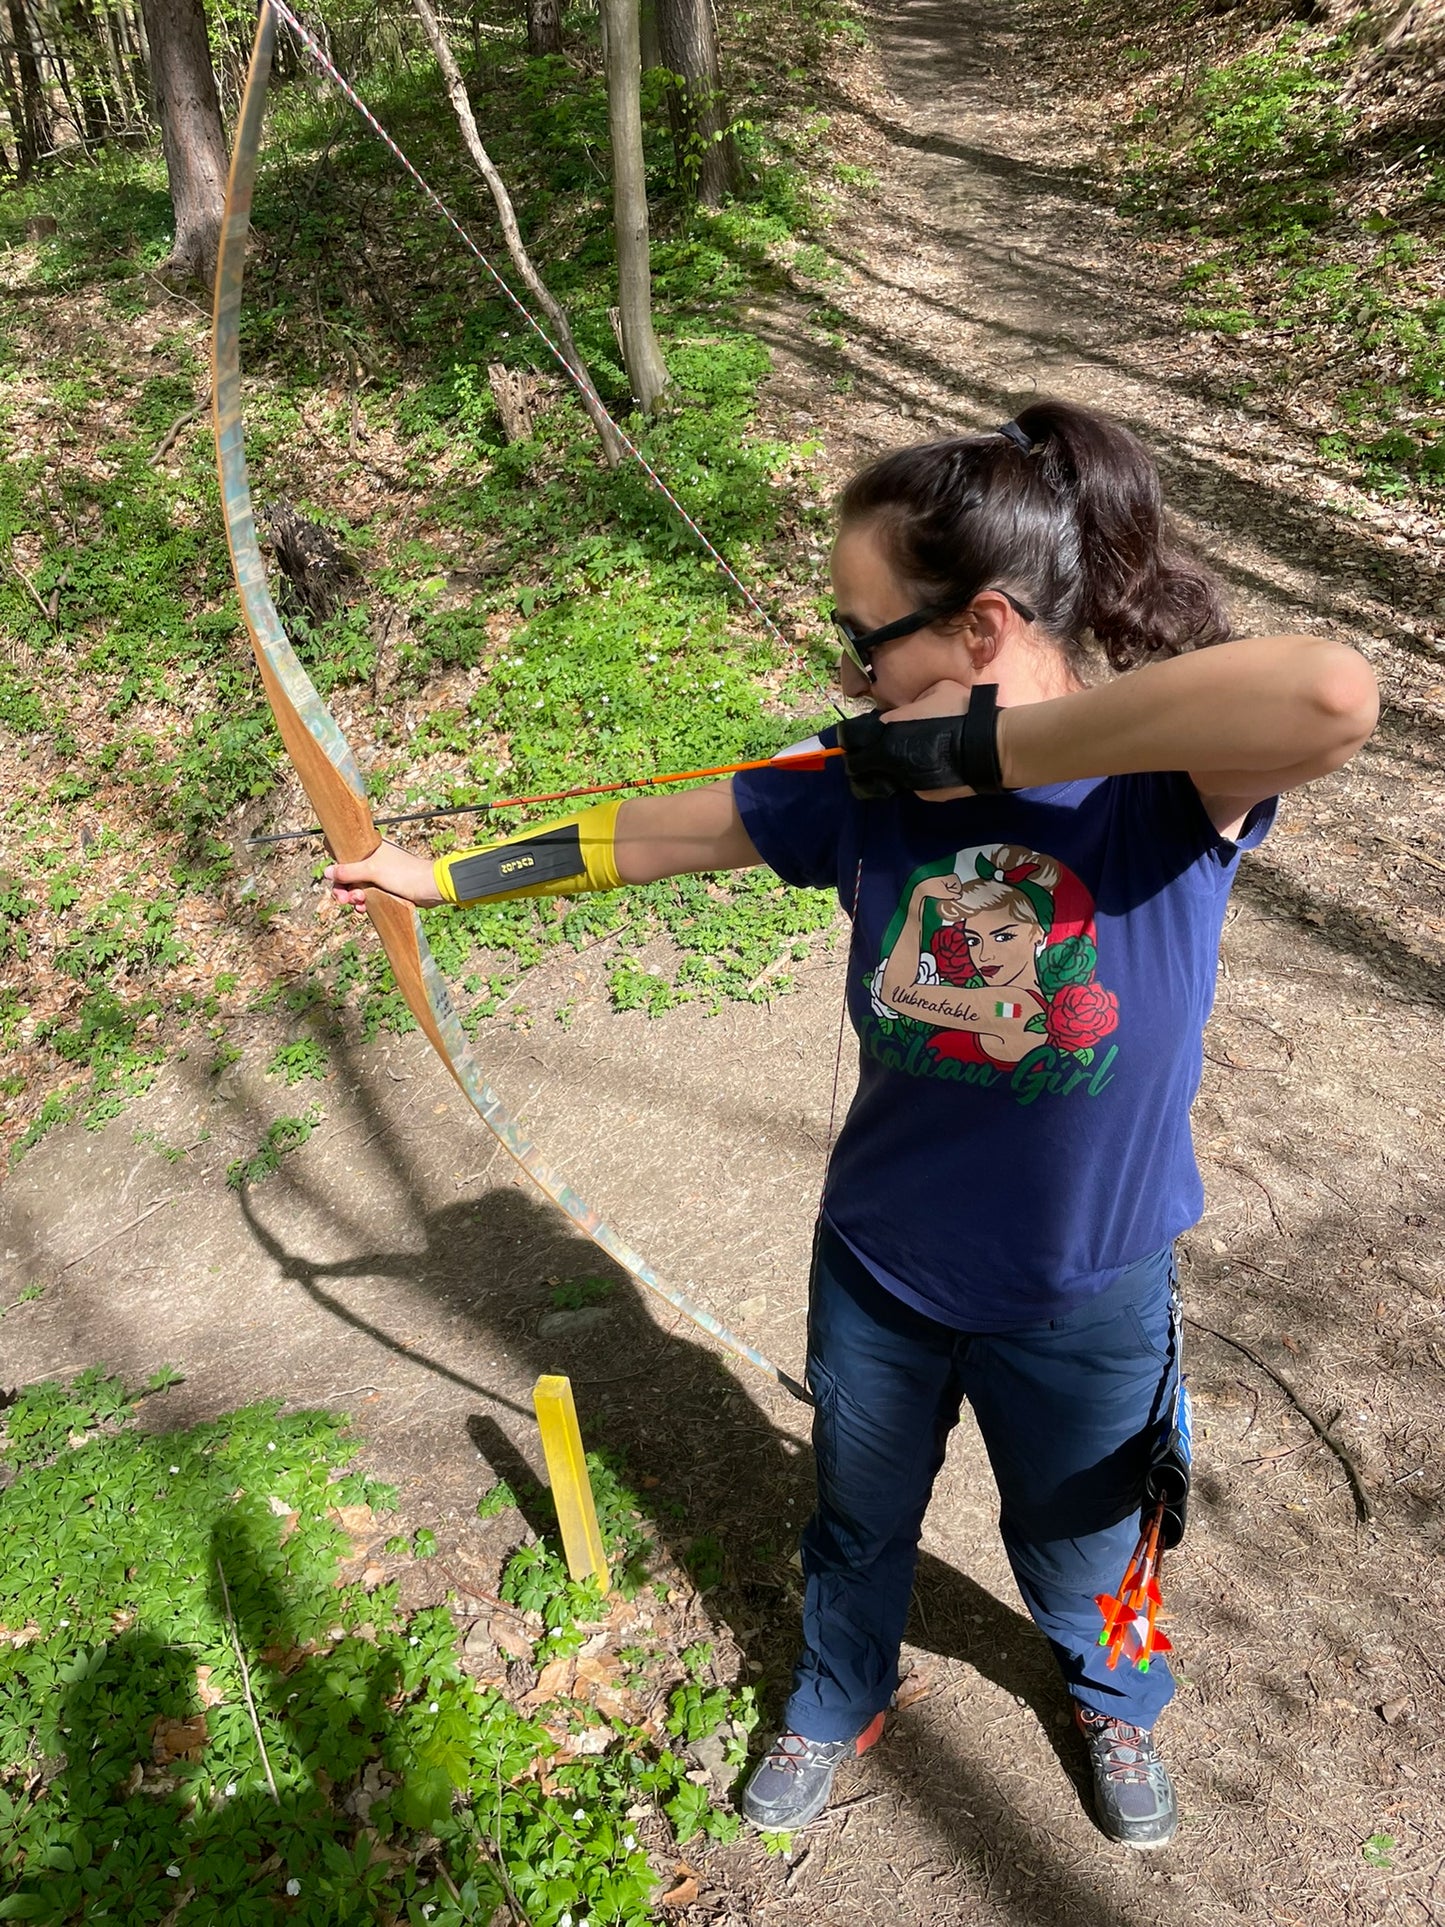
[428,1701,439,1714]
[285,1878,301,1896]
[169,1465,180,1475]
[573,1807,586,1821]
[165,1865,181,1878]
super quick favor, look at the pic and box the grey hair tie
[996,419,1035,453]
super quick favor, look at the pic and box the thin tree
[5,0,53,176]
[525,0,562,57]
[139,0,228,285]
[657,0,737,206]
[598,0,669,411]
[58,0,112,147]
[639,0,661,71]
[411,0,623,465]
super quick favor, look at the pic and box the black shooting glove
[839,682,1008,800]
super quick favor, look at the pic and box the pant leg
[784,1225,963,1742]
[960,1248,1180,1730]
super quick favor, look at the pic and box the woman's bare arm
[892,635,1377,833]
[994,635,1378,823]
[325,780,762,906]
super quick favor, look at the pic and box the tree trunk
[598,0,669,412]
[125,0,153,107]
[411,0,623,465]
[98,1,145,126]
[639,0,660,69]
[139,0,227,286]
[0,41,31,177]
[60,0,114,145]
[6,0,53,176]
[525,0,562,56]
[657,0,737,206]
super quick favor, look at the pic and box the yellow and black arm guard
[433,800,624,906]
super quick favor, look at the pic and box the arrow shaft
[246,745,842,846]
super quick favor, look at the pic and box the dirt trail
[4,2,1444,1922]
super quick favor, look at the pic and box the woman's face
[829,522,975,709]
[961,913,1043,988]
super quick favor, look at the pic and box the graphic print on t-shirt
[862,842,1120,1100]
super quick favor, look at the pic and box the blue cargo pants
[784,1223,1181,1741]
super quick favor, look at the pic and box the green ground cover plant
[1074,1,1445,497]
[0,0,864,1162]
[0,1369,757,1923]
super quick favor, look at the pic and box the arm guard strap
[433,799,624,906]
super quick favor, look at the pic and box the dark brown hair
[837,398,1229,671]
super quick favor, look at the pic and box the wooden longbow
[211,2,808,1404]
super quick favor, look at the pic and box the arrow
[245,743,843,847]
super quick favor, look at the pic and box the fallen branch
[216,1558,280,1801]
[3,554,53,623]
[149,397,209,465]
[1185,1315,1373,1522]
[410,0,622,466]
[57,1196,176,1277]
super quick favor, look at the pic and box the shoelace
[764,1734,812,1776]
[1085,1716,1158,1785]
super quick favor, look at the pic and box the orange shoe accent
[855,1711,886,1755]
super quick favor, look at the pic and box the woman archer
[324,399,1377,1849]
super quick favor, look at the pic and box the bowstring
[819,845,864,1213]
[264,0,787,651]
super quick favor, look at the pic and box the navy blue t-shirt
[734,731,1274,1331]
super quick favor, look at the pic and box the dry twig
[1186,1316,1373,1521]
[216,1558,280,1801]
[149,398,209,466]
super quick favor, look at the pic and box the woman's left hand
[325,841,442,907]
[881,678,971,724]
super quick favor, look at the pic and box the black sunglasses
[830,590,1037,680]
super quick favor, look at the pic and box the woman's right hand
[911,872,962,908]
[325,841,442,908]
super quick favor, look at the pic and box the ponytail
[838,398,1229,671]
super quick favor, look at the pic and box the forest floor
[5,1,1445,1923]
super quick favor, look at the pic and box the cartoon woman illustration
[871,843,1119,1071]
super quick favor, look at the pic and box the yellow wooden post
[531,1374,610,1593]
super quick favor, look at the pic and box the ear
[949,590,1016,670]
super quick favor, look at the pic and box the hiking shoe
[741,1712,885,1831]
[1075,1705,1179,1849]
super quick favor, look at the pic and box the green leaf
[399,1761,455,1835]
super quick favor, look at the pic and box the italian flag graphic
[994,1000,1024,1019]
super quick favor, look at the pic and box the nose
[837,653,870,700]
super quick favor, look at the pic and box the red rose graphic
[1045,981,1119,1053]
[930,925,976,986]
